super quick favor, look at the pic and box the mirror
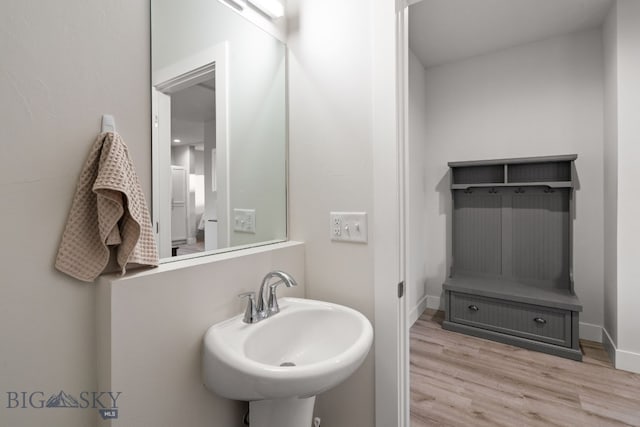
[151,0,287,261]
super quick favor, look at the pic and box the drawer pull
[533,317,547,325]
[468,304,479,312]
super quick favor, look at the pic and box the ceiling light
[247,0,284,19]
[173,139,181,143]
[218,0,245,12]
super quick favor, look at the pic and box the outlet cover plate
[233,208,256,233]
[329,212,368,243]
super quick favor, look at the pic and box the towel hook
[102,114,116,133]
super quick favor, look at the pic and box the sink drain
[279,361,296,367]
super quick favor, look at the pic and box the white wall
[407,49,429,323]
[0,1,150,426]
[153,0,287,248]
[287,0,376,425]
[97,242,305,427]
[421,29,605,335]
[608,0,640,371]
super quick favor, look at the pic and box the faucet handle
[238,291,259,324]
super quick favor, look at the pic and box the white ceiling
[409,0,614,68]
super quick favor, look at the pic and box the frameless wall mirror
[151,0,287,261]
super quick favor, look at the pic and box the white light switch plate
[329,212,368,243]
[233,208,256,233]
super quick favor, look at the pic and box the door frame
[398,3,411,424]
[151,42,230,259]
[372,1,410,426]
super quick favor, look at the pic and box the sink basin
[202,297,373,401]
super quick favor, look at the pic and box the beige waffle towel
[55,132,158,281]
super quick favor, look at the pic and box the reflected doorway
[169,78,218,256]
[152,49,230,261]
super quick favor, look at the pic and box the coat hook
[101,114,116,133]
[489,187,498,194]
[544,187,555,193]
[463,188,473,194]
[515,187,525,194]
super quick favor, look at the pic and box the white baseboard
[615,348,640,374]
[426,295,442,311]
[579,322,602,343]
[602,327,640,374]
[408,294,428,327]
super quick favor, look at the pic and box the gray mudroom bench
[442,155,583,361]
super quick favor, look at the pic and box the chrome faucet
[239,271,298,323]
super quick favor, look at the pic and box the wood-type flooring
[410,310,640,426]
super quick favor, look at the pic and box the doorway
[405,0,615,424]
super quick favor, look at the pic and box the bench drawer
[449,292,572,347]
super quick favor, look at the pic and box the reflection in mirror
[151,0,287,261]
[170,79,215,255]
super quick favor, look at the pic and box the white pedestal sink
[203,297,373,427]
